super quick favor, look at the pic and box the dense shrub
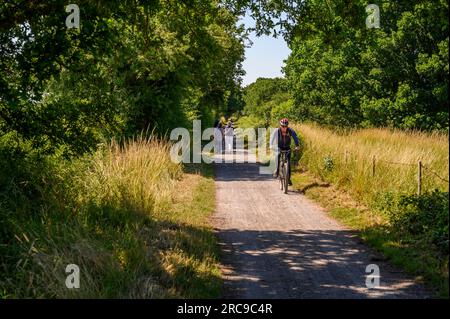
[376,190,449,254]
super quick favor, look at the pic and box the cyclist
[270,118,300,186]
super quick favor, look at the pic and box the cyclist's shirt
[270,127,300,150]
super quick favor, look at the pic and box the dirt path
[211,149,431,299]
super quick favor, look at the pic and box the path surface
[211,149,431,299]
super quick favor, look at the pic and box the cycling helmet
[280,118,289,127]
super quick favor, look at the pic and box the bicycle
[278,150,291,194]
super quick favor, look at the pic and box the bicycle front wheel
[283,163,288,194]
[279,169,284,190]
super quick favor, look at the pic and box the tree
[283,0,449,130]
[242,77,290,125]
[0,0,246,156]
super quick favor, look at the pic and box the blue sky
[239,13,291,87]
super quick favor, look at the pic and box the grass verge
[0,136,219,298]
[291,168,448,298]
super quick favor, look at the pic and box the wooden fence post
[417,160,422,196]
[372,155,376,177]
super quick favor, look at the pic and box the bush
[376,190,449,254]
[323,155,335,172]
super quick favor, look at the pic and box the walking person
[214,119,223,155]
[220,121,225,154]
[224,120,234,152]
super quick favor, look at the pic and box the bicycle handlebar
[279,149,299,153]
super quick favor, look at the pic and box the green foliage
[323,155,335,172]
[242,77,291,127]
[223,84,246,117]
[0,0,243,298]
[236,114,266,130]
[270,99,295,125]
[0,137,220,298]
[230,1,448,131]
[0,0,245,155]
[282,0,449,131]
[375,190,449,254]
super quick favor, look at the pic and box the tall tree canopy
[1,0,448,163]
[229,0,449,131]
[284,0,448,130]
[242,77,290,126]
[0,0,246,156]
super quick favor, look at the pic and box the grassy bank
[291,123,449,297]
[292,123,449,200]
[0,135,219,298]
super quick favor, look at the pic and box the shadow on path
[216,228,429,299]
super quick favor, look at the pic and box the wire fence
[378,160,416,166]
[422,164,449,183]
[306,142,449,196]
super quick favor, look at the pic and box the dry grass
[293,122,449,205]
[1,135,220,298]
[81,134,183,215]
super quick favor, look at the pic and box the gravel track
[211,150,431,299]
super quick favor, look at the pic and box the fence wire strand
[422,164,449,183]
[339,150,448,183]
[308,146,448,197]
[378,160,416,166]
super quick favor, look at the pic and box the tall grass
[0,134,219,298]
[81,135,182,216]
[293,123,449,206]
